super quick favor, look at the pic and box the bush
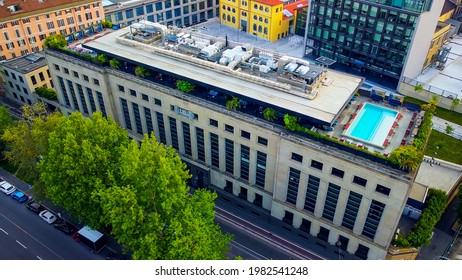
[176,80,195,93]
[35,87,58,101]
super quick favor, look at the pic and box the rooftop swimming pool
[343,103,399,148]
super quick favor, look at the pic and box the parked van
[73,226,106,253]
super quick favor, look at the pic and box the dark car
[53,218,78,235]
[25,200,45,214]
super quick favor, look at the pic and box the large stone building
[0,0,105,61]
[103,0,219,28]
[44,21,415,259]
[304,0,445,88]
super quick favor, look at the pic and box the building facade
[0,0,105,61]
[220,0,308,42]
[1,53,52,105]
[304,0,445,88]
[45,23,414,260]
[104,0,219,28]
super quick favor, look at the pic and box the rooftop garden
[425,130,462,165]
[404,96,462,126]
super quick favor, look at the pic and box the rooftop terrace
[85,20,363,125]
[1,53,47,74]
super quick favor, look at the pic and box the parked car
[53,218,78,235]
[11,190,29,203]
[39,210,57,224]
[26,200,45,214]
[0,182,16,195]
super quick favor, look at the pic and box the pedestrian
[58,212,61,218]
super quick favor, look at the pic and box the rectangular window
[146,4,153,13]
[196,127,205,162]
[93,78,100,86]
[118,84,125,92]
[254,193,263,207]
[136,7,144,16]
[76,84,89,114]
[353,176,367,187]
[156,112,167,144]
[322,183,341,222]
[83,75,89,82]
[67,80,79,111]
[240,145,250,181]
[144,107,154,134]
[130,89,137,97]
[241,130,251,139]
[225,139,234,174]
[210,133,219,168]
[132,103,143,134]
[31,75,37,85]
[72,71,79,78]
[257,136,268,146]
[304,175,320,213]
[239,186,248,200]
[311,160,323,170]
[355,244,369,260]
[283,211,294,225]
[225,124,234,133]
[142,94,148,101]
[291,152,303,163]
[331,167,345,178]
[375,184,390,196]
[209,118,218,127]
[86,87,96,113]
[154,98,162,106]
[58,76,71,107]
[342,191,362,230]
[300,219,311,234]
[96,91,107,117]
[126,9,134,19]
[169,117,179,150]
[286,168,300,205]
[182,122,192,156]
[362,200,385,240]
[255,151,267,188]
[54,64,60,71]
[120,98,132,130]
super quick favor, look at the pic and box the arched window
[253,23,257,31]
[232,16,236,23]
[222,13,226,20]
[265,7,269,12]
[259,16,263,22]
[264,27,268,34]
[258,25,262,33]
[227,14,230,21]
[259,5,263,11]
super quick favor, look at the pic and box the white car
[39,210,57,224]
[0,182,17,195]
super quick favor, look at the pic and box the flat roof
[78,226,104,242]
[1,53,47,74]
[85,25,362,124]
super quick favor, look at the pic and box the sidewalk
[432,117,462,140]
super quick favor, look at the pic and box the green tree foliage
[38,112,129,228]
[406,189,447,247]
[2,103,64,180]
[283,114,298,131]
[446,125,454,135]
[93,54,107,66]
[263,107,278,121]
[43,34,67,49]
[135,66,150,77]
[101,18,113,29]
[226,97,241,111]
[0,106,13,136]
[451,98,460,111]
[35,87,58,101]
[414,84,423,93]
[109,58,121,69]
[389,145,423,171]
[176,80,195,93]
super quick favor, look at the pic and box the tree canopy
[43,34,67,49]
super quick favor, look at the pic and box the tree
[135,66,150,77]
[263,107,278,121]
[446,125,454,135]
[38,112,129,228]
[226,97,241,111]
[414,84,423,93]
[431,94,439,104]
[176,80,195,93]
[0,106,12,136]
[43,34,67,49]
[101,18,113,29]
[451,98,460,111]
[2,103,65,180]
[93,54,107,66]
[97,134,232,259]
[283,114,298,131]
[35,87,58,101]
[109,58,121,69]
[389,145,423,171]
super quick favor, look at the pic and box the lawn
[425,130,462,165]
[404,97,462,126]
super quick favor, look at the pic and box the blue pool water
[344,103,398,147]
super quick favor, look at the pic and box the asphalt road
[0,183,104,260]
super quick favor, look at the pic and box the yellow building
[220,0,308,42]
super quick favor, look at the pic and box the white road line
[0,228,8,235]
[36,256,42,260]
[16,240,27,249]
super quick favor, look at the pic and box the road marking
[16,240,27,249]
[0,228,8,235]
[37,256,42,260]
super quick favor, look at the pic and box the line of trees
[1,103,232,259]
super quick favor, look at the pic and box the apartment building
[1,53,52,105]
[44,22,415,259]
[0,0,104,61]
[103,0,219,28]
[304,0,445,88]
[220,0,308,42]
